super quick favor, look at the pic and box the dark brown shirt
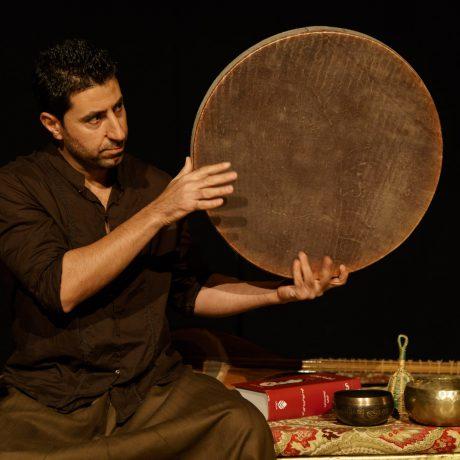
[0,142,209,423]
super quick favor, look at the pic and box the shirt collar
[42,141,126,194]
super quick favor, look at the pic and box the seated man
[0,39,348,459]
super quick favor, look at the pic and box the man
[0,39,348,459]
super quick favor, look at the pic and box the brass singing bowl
[334,389,394,426]
[404,377,460,426]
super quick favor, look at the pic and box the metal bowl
[334,389,394,426]
[404,376,460,426]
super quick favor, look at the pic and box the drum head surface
[191,26,442,277]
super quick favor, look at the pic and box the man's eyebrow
[113,96,123,108]
[80,97,124,122]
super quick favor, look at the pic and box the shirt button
[114,369,120,375]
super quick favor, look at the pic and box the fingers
[282,255,349,304]
[329,264,349,287]
[193,163,237,208]
[196,198,225,210]
[292,254,316,300]
[174,159,234,185]
[175,159,237,211]
[181,160,237,196]
[297,252,316,291]
[339,264,349,282]
[201,170,238,187]
[296,252,349,297]
[318,256,333,291]
[192,161,233,179]
[293,258,304,290]
[199,184,234,200]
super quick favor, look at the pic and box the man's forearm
[60,159,238,314]
[194,273,285,317]
[61,202,164,313]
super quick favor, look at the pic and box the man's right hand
[152,157,237,227]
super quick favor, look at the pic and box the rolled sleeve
[166,216,210,317]
[0,171,68,316]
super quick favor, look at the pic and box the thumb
[176,156,193,179]
[173,156,193,182]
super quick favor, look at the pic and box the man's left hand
[276,252,349,303]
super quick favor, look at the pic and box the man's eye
[115,103,123,112]
[88,116,101,125]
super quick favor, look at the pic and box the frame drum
[191,27,442,277]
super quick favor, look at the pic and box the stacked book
[234,372,361,421]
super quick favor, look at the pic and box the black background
[0,5,458,367]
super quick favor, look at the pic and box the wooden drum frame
[191,26,442,277]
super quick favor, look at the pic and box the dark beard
[62,137,123,173]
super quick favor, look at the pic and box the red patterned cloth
[269,412,460,457]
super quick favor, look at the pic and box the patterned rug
[270,411,460,457]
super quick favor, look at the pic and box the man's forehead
[68,78,122,114]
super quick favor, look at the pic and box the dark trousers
[0,365,276,459]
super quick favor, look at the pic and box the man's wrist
[146,202,169,230]
[263,289,284,306]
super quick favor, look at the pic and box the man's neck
[58,145,112,189]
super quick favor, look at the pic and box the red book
[234,372,361,421]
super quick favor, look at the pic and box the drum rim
[191,26,443,277]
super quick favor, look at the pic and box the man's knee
[228,396,270,432]
[223,394,275,458]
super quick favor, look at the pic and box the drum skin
[191,26,442,277]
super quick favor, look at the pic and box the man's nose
[106,113,126,142]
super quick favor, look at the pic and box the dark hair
[32,38,118,121]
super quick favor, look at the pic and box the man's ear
[39,112,64,140]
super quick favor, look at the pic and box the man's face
[60,77,128,171]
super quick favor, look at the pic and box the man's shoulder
[0,150,47,192]
[0,150,44,173]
